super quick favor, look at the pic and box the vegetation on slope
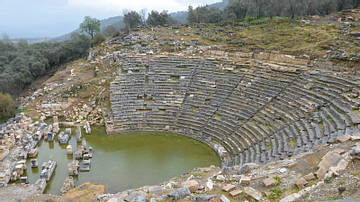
[0,35,91,96]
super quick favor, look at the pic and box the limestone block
[206,179,214,191]
[303,173,315,181]
[229,189,243,197]
[222,184,236,192]
[29,148,38,157]
[134,195,147,202]
[148,186,164,195]
[279,193,301,202]
[238,164,251,174]
[124,191,146,202]
[216,175,225,181]
[244,187,262,201]
[220,195,231,202]
[351,134,360,141]
[195,195,217,201]
[336,135,351,143]
[324,171,333,179]
[263,178,276,186]
[66,145,73,155]
[353,143,360,159]
[240,176,251,185]
[296,178,308,189]
[181,180,199,192]
[316,151,342,179]
[315,168,327,180]
[167,187,191,201]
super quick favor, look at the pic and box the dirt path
[20,62,70,98]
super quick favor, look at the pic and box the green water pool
[17,126,220,195]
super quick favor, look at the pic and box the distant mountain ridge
[52,16,124,42]
[170,0,229,23]
[52,0,227,42]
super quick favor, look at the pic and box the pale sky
[0,0,220,39]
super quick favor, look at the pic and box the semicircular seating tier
[108,55,360,167]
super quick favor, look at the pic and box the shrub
[0,92,16,118]
[113,31,120,38]
[269,188,283,200]
[91,33,106,47]
[273,175,282,185]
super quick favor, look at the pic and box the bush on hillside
[91,33,106,47]
[0,92,16,118]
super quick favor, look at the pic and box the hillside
[2,8,360,202]
[52,15,124,42]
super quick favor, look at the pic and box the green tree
[123,10,142,29]
[103,25,118,37]
[206,8,223,23]
[17,39,29,50]
[79,16,101,39]
[0,92,15,118]
[147,10,173,26]
[186,6,197,23]
[224,2,247,20]
[70,32,80,41]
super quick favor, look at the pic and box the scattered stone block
[336,135,351,143]
[296,178,308,189]
[29,148,38,157]
[30,159,38,168]
[230,175,242,181]
[223,167,237,175]
[60,176,74,195]
[220,195,231,202]
[167,187,191,201]
[244,187,262,201]
[134,195,147,202]
[222,184,236,192]
[316,151,342,179]
[181,180,199,192]
[333,149,346,155]
[124,191,146,202]
[351,134,360,141]
[324,171,333,179]
[279,168,287,173]
[329,167,340,176]
[203,168,211,172]
[148,186,164,195]
[240,176,251,185]
[206,179,214,191]
[279,193,301,202]
[216,175,225,181]
[66,145,73,155]
[315,168,327,180]
[352,143,360,159]
[0,146,9,161]
[20,176,28,184]
[68,160,79,175]
[195,195,217,202]
[238,164,250,174]
[229,189,243,197]
[263,178,276,186]
[303,173,315,181]
[283,162,297,168]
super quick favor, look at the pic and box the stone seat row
[110,56,360,167]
